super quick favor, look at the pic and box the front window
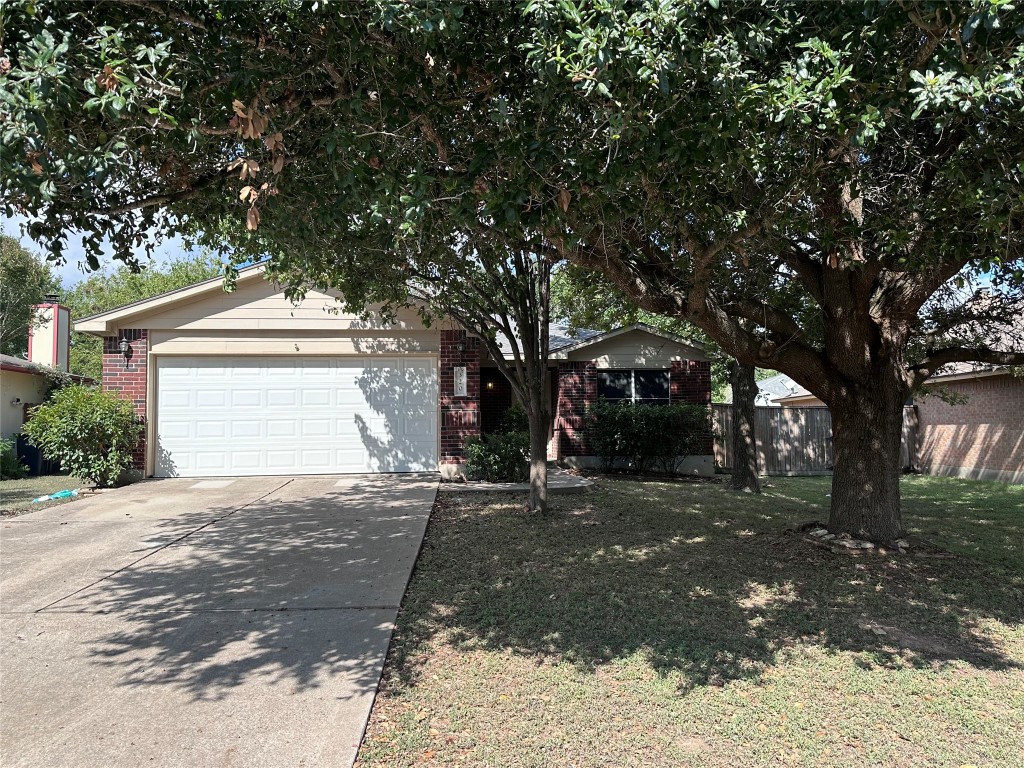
[597,369,670,405]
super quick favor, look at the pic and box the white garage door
[155,356,438,477]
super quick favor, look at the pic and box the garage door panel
[232,452,262,470]
[267,389,297,407]
[196,390,227,408]
[156,356,437,477]
[195,452,229,472]
[404,416,435,437]
[160,421,192,439]
[231,421,262,438]
[267,420,297,438]
[195,420,227,438]
[300,419,331,437]
[231,389,262,407]
[160,390,191,408]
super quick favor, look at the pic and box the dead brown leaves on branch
[231,98,268,140]
[96,64,119,92]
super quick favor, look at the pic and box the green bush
[464,431,530,483]
[0,438,28,480]
[22,386,143,488]
[499,402,530,434]
[587,400,712,474]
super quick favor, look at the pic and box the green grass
[0,474,83,516]
[356,475,1024,768]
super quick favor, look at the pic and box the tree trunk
[827,378,906,542]
[729,360,760,493]
[526,401,549,514]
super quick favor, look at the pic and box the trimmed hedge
[587,400,712,474]
[464,431,530,483]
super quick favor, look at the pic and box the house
[755,373,813,406]
[759,365,1023,484]
[73,266,713,479]
[915,367,1024,484]
[1,296,81,439]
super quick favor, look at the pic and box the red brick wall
[553,360,714,460]
[670,360,712,405]
[916,374,1024,483]
[439,329,481,464]
[671,359,714,454]
[554,361,597,458]
[102,329,147,470]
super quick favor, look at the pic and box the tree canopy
[3,0,1023,539]
[0,233,60,357]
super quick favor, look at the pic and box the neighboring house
[766,364,1023,484]
[756,373,812,406]
[1,354,50,439]
[774,384,824,407]
[73,265,713,479]
[1,296,85,439]
[915,367,1024,484]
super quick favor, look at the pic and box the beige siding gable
[109,277,431,333]
[565,328,707,368]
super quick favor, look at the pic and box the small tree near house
[263,230,558,513]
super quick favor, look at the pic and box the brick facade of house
[439,329,481,465]
[101,329,148,470]
[916,374,1024,483]
[95,324,714,474]
[553,361,598,458]
[550,359,713,460]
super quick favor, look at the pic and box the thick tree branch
[85,165,235,215]
[911,346,1024,386]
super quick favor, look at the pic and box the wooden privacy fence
[712,404,918,476]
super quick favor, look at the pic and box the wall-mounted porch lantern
[118,337,132,365]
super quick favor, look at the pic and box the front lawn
[0,475,84,517]
[357,475,1024,768]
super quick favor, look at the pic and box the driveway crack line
[33,478,295,613]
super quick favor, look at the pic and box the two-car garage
[155,356,439,477]
[73,267,448,478]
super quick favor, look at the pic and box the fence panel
[713,404,917,476]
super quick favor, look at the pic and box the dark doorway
[480,367,513,435]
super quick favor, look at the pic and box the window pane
[634,370,670,404]
[598,371,632,401]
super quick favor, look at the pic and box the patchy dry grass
[356,475,1024,768]
[0,475,83,517]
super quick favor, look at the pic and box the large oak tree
[2,1,1023,540]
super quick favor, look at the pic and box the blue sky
[1,213,199,288]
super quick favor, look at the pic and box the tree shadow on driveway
[43,476,437,703]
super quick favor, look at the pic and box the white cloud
[1,214,200,289]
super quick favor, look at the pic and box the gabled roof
[547,322,704,360]
[74,263,267,334]
[756,373,807,405]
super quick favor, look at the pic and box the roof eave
[549,322,706,359]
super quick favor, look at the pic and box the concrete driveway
[0,474,438,768]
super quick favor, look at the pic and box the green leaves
[22,385,143,488]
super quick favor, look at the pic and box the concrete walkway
[0,474,438,768]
